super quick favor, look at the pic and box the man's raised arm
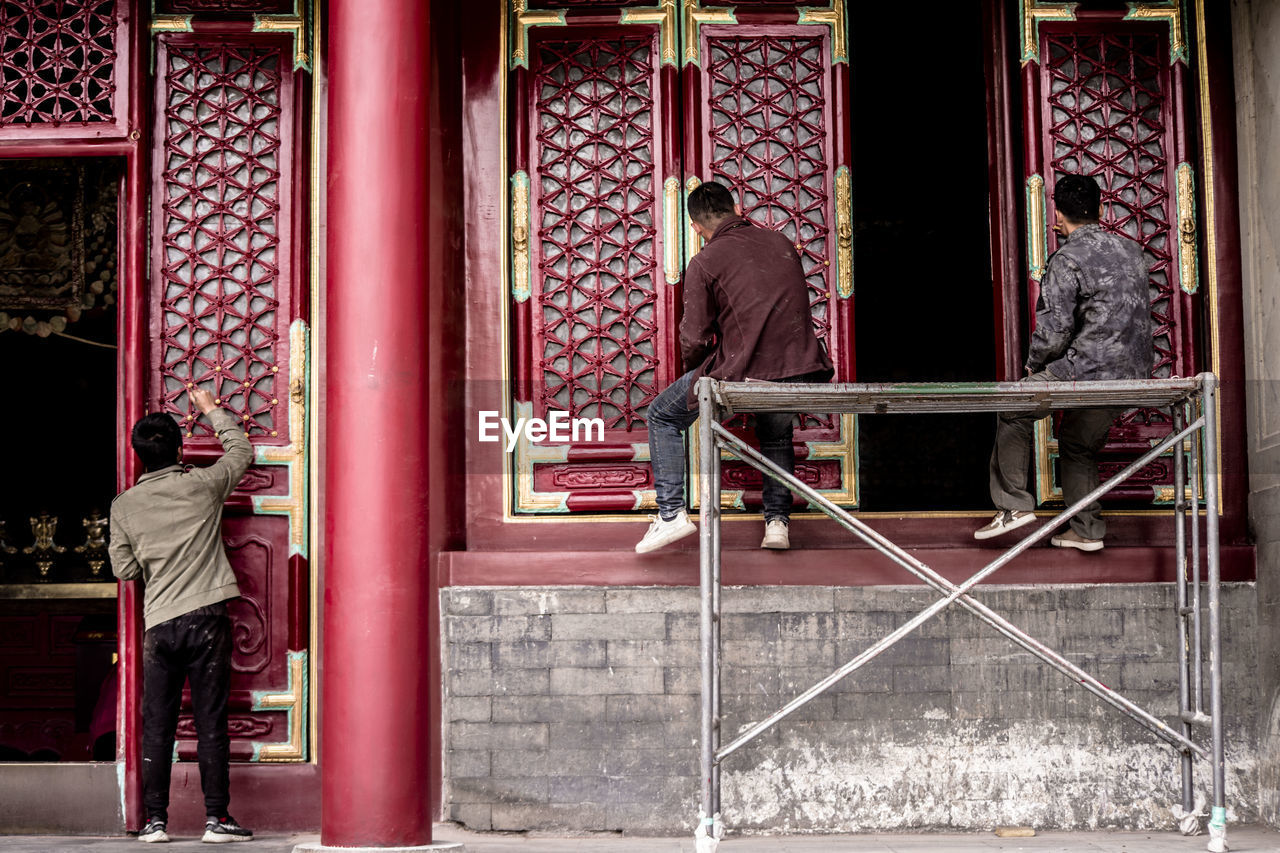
[188,386,254,501]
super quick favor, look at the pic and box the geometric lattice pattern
[534,37,659,429]
[1045,32,1178,380]
[159,44,282,437]
[707,36,832,347]
[707,35,835,432]
[0,0,117,126]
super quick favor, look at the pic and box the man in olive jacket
[110,387,254,843]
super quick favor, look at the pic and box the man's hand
[190,386,218,415]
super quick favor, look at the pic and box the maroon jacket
[680,215,833,405]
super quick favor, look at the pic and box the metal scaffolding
[694,374,1226,853]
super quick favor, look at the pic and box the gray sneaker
[635,510,697,553]
[974,510,1036,540]
[1050,528,1104,552]
[138,817,169,843]
[202,814,253,843]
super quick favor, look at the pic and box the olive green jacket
[109,409,253,630]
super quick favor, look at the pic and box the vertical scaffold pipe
[710,425,723,817]
[697,378,719,838]
[1172,404,1194,814]
[1202,374,1227,850]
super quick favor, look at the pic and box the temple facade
[0,0,1277,847]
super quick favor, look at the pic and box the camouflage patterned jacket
[1026,223,1154,381]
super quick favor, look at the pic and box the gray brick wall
[443,584,1258,835]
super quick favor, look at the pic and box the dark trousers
[989,372,1120,539]
[647,370,802,522]
[142,602,232,820]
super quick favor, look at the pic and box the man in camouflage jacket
[975,174,1153,551]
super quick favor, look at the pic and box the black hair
[131,413,183,471]
[1054,173,1102,224]
[687,181,736,227]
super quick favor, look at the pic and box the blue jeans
[647,370,797,522]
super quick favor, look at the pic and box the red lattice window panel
[530,35,667,431]
[705,33,837,431]
[153,40,294,442]
[1043,31,1182,383]
[0,0,124,133]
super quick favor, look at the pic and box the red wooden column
[323,0,435,846]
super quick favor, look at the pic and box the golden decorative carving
[621,0,678,66]
[1020,0,1078,64]
[685,176,703,260]
[24,513,66,578]
[834,166,852,298]
[664,177,681,284]
[253,320,308,557]
[252,650,307,761]
[511,171,531,302]
[511,401,572,513]
[510,1,567,70]
[149,14,193,34]
[1026,175,1047,282]
[1175,162,1199,294]
[254,14,311,71]
[682,0,736,67]
[1125,1,1187,65]
[74,510,109,577]
[798,3,848,65]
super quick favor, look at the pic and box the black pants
[142,603,232,820]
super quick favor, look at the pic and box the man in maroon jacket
[636,182,833,554]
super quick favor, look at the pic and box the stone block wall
[442,584,1258,835]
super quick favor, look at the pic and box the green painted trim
[797,5,848,65]
[1124,1,1189,66]
[253,0,314,73]
[509,6,567,71]
[249,650,309,762]
[681,8,737,68]
[1020,0,1079,64]
[251,319,310,560]
[1026,174,1048,282]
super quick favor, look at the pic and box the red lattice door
[1021,10,1202,507]
[685,10,856,512]
[507,2,854,514]
[149,32,309,760]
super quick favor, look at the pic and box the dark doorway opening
[0,156,122,762]
[851,2,1000,511]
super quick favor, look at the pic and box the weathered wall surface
[1234,0,1280,829]
[442,584,1257,834]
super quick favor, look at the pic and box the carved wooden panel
[0,0,126,137]
[151,33,308,763]
[151,37,295,444]
[1028,19,1199,505]
[530,34,667,429]
[512,20,678,513]
[687,14,856,509]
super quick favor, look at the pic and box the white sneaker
[973,509,1036,540]
[635,510,697,553]
[761,519,790,550]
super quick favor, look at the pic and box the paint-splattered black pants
[142,602,232,821]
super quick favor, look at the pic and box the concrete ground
[1,824,1279,852]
